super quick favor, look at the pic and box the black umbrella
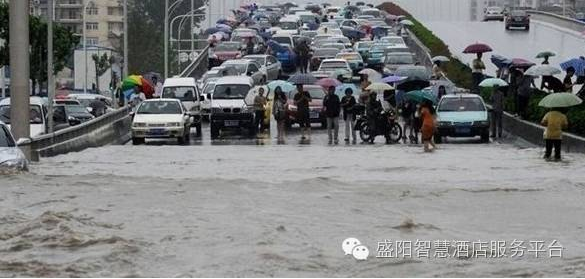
[396,79,430,92]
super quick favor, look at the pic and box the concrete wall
[527,10,585,31]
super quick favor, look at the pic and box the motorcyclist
[365,92,383,139]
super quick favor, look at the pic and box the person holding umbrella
[472,53,486,93]
[341,88,357,144]
[419,99,437,152]
[294,84,312,141]
[272,86,288,144]
[538,93,581,161]
[295,40,311,74]
[323,86,341,144]
[490,84,505,138]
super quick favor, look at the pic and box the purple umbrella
[382,75,407,83]
[316,78,342,89]
[463,43,493,54]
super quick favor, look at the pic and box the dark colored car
[285,85,327,128]
[209,42,243,68]
[53,104,95,130]
[505,10,530,30]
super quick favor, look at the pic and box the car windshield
[322,44,344,50]
[279,22,297,30]
[215,43,240,52]
[384,38,405,45]
[0,125,15,147]
[314,48,339,57]
[299,15,316,23]
[137,101,182,114]
[385,54,414,64]
[0,105,44,124]
[272,36,293,45]
[222,63,247,74]
[511,11,527,16]
[162,86,196,101]
[65,105,89,114]
[213,84,251,99]
[362,10,381,17]
[245,56,266,66]
[438,97,486,112]
[356,41,373,49]
[371,45,389,52]
[76,99,93,107]
[320,61,348,70]
[56,99,79,105]
[336,53,361,61]
[488,7,503,12]
[203,83,216,95]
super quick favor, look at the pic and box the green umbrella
[479,78,508,87]
[538,93,583,108]
[405,89,438,104]
[536,51,556,59]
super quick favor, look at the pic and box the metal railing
[179,44,209,78]
[527,10,585,32]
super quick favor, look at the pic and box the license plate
[310,112,319,119]
[225,120,239,127]
[455,127,471,134]
[148,128,166,135]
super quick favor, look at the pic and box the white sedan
[243,55,282,81]
[0,121,28,171]
[131,99,194,145]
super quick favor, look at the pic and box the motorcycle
[354,104,403,144]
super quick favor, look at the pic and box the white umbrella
[358,69,382,82]
[431,56,450,63]
[400,19,414,26]
[524,64,562,76]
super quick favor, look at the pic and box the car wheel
[132,137,144,145]
[248,126,257,138]
[434,133,443,144]
[525,25,530,31]
[505,25,510,30]
[210,123,219,139]
[480,129,490,143]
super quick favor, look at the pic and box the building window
[87,7,98,15]
[86,37,99,46]
[108,22,123,32]
[107,6,122,16]
[86,22,99,30]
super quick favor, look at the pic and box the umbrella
[121,75,142,91]
[359,68,382,81]
[204,27,220,35]
[288,73,317,85]
[396,79,430,92]
[366,83,394,92]
[335,84,359,97]
[479,78,508,87]
[463,43,493,54]
[139,76,155,99]
[400,19,414,26]
[267,40,286,53]
[538,93,583,108]
[316,78,342,89]
[267,80,295,92]
[405,89,438,104]
[216,23,232,30]
[386,14,399,20]
[382,75,407,83]
[216,18,229,25]
[524,65,562,76]
[491,54,512,69]
[394,65,431,81]
[536,51,556,58]
[431,56,450,63]
[342,27,366,40]
[511,58,536,68]
[560,58,585,76]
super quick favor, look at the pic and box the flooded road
[2,126,585,276]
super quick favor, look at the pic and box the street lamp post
[47,0,55,133]
[83,0,95,94]
[164,0,184,79]
[123,0,128,78]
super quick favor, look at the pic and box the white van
[161,77,203,136]
[0,97,48,137]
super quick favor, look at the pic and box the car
[367,43,392,66]
[161,77,203,135]
[244,55,282,81]
[317,59,353,81]
[231,34,264,52]
[271,33,296,49]
[209,42,243,67]
[320,42,346,52]
[310,48,340,71]
[285,85,327,128]
[384,52,416,73]
[0,121,28,171]
[200,81,216,119]
[357,15,375,20]
[353,41,374,61]
[54,98,81,106]
[67,93,113,116]
[380,36,407,47]
[296,11,319,28]
[335,52,365,74]
[484,6,505,21]
[320,21,340,30]
[198,66,239,86]
[0,97,48,137]
[52,104,95,130]
[277,17,301,35]
[131,99,193,145]
[384,45,411,55]
[300,30,318,39]
[221,59,266,85]
[340,19,361,29]
[435,94,490,143]
[505,10,530,30]
[311,34,333,48]
[360,8,382,18]
[272,44,297,72]
[322,36,352,48]
[209,76,257,139]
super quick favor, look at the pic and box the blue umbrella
[490,54,512,69]
[216,18,229,25]
[335,84,359,98]
[267,80,295,93]
[204,27,220,35]
[267,40,286,53]
[560,58,585,76]
[259,31,272,41]
[288,73,318,85]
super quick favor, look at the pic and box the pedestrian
[432,61,445,80]
[246,38,255,55]
[323,86,341,144]
[542,56,550,65]
[471,53,486,93]
[437,85,447,100]
[516,70,534,119]
[295,40,310,74]
[563,67,575,92]
[541,108,568,161]
[152,76,163,97]
[129,86,146,108]
[253,87,268,132]
[272,86,288,143]
[490,84,505,138]
[541,75,564,93]
[341,88,357,144]
[365,91,382,142]
[419,99,437,152]
[293,84,312,141]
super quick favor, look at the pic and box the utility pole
[9,0,30,146]
[190,0,194,54]
[123,0,128,78]
[164,0,169,78]
[47,0,55,133]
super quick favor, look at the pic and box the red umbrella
[139,77,155,99]
[463,43,493,54]
[316,78,342,89]
[511,58,535,68]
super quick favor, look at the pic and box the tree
[92,53,111,93]
[0,2,79,94]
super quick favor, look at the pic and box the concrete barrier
[527,10,585,33]
[22,106,132,161]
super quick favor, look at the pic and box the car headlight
[211,107,223,113]
[133,122,146,127]
[68,116,77,121]
[167,122,181,127]
[0,159,27,170]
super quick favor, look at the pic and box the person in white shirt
[130,86,146,108]
[152,76,163,97]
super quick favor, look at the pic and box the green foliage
[92,53,111,93]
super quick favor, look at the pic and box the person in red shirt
[419,100,437,152]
